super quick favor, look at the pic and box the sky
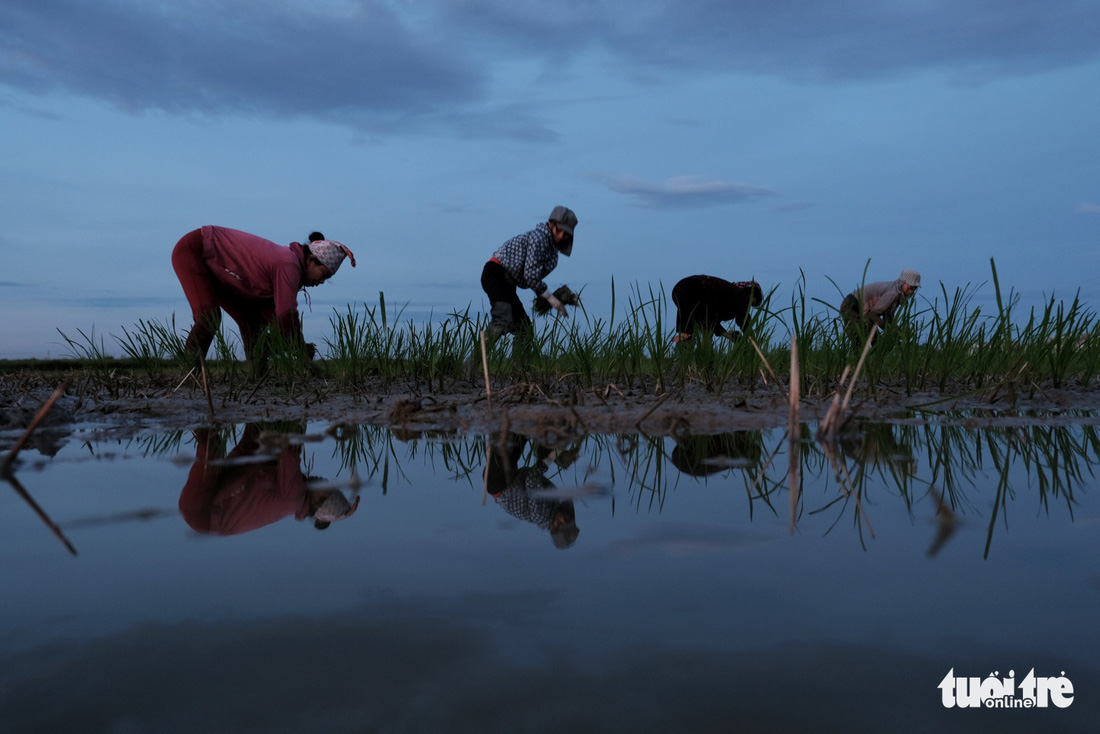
[2,0,1099,358]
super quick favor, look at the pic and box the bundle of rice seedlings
[533,285,582,315]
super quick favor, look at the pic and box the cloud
[594,173,777,208]
[0,0,483,128]
[3,0,1100,138]
[440,0,1100,82]
[1078,202,1100,215]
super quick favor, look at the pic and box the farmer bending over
[839,268,921,346]
[475,206,578,360]
[172,226,355,363]
[671,275,763,343]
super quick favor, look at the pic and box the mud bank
[6,372,1100,440]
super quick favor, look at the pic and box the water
[1,419,1097,732]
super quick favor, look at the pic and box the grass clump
[42,260,1100,402]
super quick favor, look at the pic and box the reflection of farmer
[671,276,763,344]
[179,424,358,536]
[839,420,916,474]
[484,433,579,549]
[839,269,920,347]
[671,432,763,477]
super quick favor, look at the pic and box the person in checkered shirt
[477,205,578,358]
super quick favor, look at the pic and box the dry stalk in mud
[748,337,786,399]
[820,366,851,436]
[479,330,492,414]
[985,358,1029,405]
[1,378,71,475]
[4,472,78,555]
[635,391,674,429]
[788,336,800,534]
[1,378,78,556]
[819,325,877,437]
[199,353,216,424]
[816,437,876,540]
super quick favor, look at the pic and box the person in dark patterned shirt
[671,275,764,343]
[478,205,578,358]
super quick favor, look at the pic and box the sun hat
[309,240,356,274]
[900,269,921,288]
[549,206,577,235]
[549,206,577,256]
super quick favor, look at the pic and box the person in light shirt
[839,268,921,346]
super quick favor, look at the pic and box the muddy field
[5,370,1100,440]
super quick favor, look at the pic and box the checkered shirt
[491,222,558,295]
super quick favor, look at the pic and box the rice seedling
[783,271,849,396]
[326,303,374,386]
[249,323,316,385]
[113,316,186,376]
[49,258,1100,398]
[323,293,412,388]
[56,327,111,364]
[914,282,988,392]
[616,281,670,393]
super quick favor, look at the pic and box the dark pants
[480,261,534,352]
[671,278,721,336]
[485,432,525,497]
[840,293,877,347]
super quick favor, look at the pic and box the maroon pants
[172,229,272,357]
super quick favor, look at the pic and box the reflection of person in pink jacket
[179,425,359,536]
[171,226,356,360]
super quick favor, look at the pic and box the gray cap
[549,205,577,235]
[900,269,921,287]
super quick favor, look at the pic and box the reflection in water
[838,419,916,474]
[670,431,764,476]
[5,413,1100,731]
[179,422,359,536]
[21,415,1092,556]
[484,433,580,549]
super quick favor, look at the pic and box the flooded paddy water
[2,405,1098,732]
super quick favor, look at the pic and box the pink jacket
[201,226,307,332]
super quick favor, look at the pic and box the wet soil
[5,370,1100,441]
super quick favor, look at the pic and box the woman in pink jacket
[172,226,355,360]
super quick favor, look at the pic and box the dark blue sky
[2,0,1099,356]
